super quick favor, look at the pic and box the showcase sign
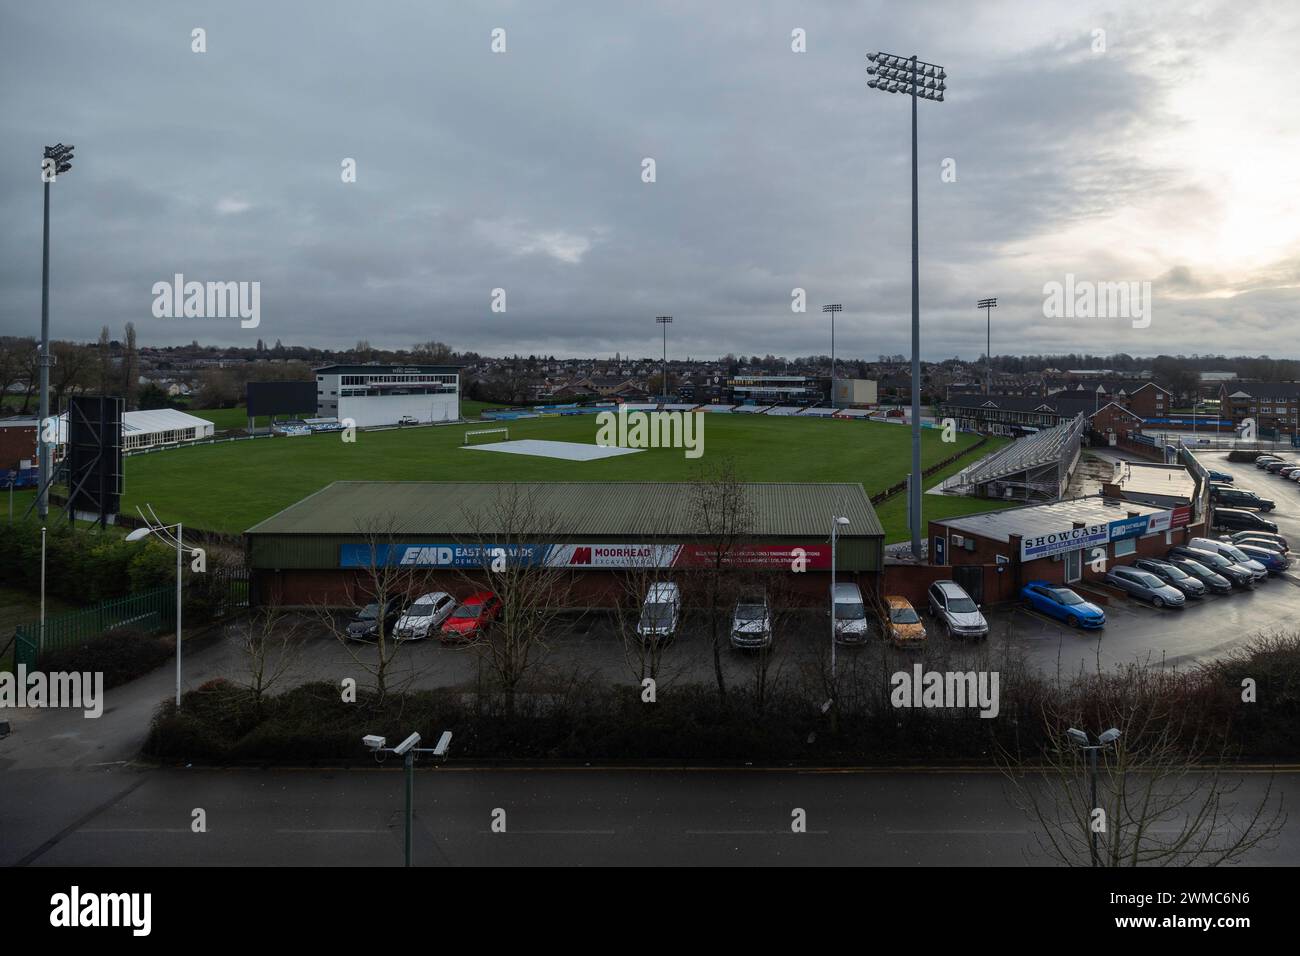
[1020,523,1110,561]
[340,542,831,570]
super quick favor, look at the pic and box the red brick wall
[0,424,36,471]
[252,566,876,610]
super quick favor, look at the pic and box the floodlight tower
[38,143,74,520]
[822,304,843,407]
[655,316,673,401]
[977,298,997,395]
[866,52,946,561]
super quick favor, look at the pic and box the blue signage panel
[340,542,547,568]
[1107,515,1150,542]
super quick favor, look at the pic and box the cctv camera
[392,732,421,756]
[432,730,453,758]
[362,734,386,751]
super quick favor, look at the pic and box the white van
[636,582,681,640]
[832,582,870,643]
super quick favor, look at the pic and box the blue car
[1020,581,1106,628]
[1207,469,1233,483]
[1235,543,1290,573]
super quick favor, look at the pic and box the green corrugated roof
[245,481,884,539]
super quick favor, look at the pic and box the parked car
[1168,546,1255,588]
[1207,469,1233,483]
[1254,455,1282,469]
[1103,566,1186,608]
[884,595,926,648]
[1276,465,1300,478]
[1164,555,1233,593]
[636,582,680,641]
[730,592,772,649]
[832,582,871,644]
[397,415,419,425]
[393,591,457,640]
[1020,581,1106,628]
[927,580,989,638]
[1264,460,1295,474]
[345,598,403,641]
[1189,537,1269,580]
[440,591,503,640]
[1210,485,1275,512]
[1226,530,1289,552]
[1133,558,1206,598]
[1213,507,1279,533]
[1236,543,1290,572]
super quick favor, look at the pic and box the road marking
[687,829,829,835]
[476,829,616,835]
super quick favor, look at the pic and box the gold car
[885,595,927,649]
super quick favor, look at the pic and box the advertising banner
[340,542,832,570]
[1170,505,1192,529]
[1108,514,1151,542]
[1020,523,1110,561]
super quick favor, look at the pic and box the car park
[1277,465,1300,478]
[730,592,773,649]
[884,595,926,648]
[1189,537,1269,580]
[927,580,989,638]
[1264,460,1295,474]
[1209,485,1275,512]
[1019,581,1106,628]
[1168,545,1255,588]
[1103,566,1186,608]
[1213,507,1279,533]
[345,598,403,641]
[1236,543,1290,573]
[832,582,871,643]
[636,582,681,641]
[440,591,503,640]
[393,591,457,640]
[1207,469,1233,483]
[1227,530,1289,552]
[1164,555,1233,593]
[1254,455,1281,469]
[1133,558,1206,598]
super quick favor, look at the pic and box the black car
[1164,555,1233,593]
[1213,507,1279,533]
[1133,559,1206,598]
[1168,546,1254,588]
[1209,485,1275,512]
[345,599,403,641]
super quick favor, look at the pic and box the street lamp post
[867,52,946,561]
[1066,726,1121,867]
[125,507,195,707]
[822,304,842,407]
[363,730,453,867]
[40,526,47,655]
[977,298,997,395]
[829,515,849,679]
[655,316,673,401]
[38,144,74,521]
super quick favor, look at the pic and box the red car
[439,592,503,640]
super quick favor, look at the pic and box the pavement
[5,765,1298,866]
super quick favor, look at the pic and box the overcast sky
[2,0,1298,361]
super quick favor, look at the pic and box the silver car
[730,593,772,649]
[1104,566,1186,608]
[927,580,989,639]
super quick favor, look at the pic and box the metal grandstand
[939,413,1087,501]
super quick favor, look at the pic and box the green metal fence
[13,586,172,669]
[10,571,249,669]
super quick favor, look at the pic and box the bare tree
[240,608,304,714]
[453,484,577,712]
[312,515,423,704]
[998,670,1286,866]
